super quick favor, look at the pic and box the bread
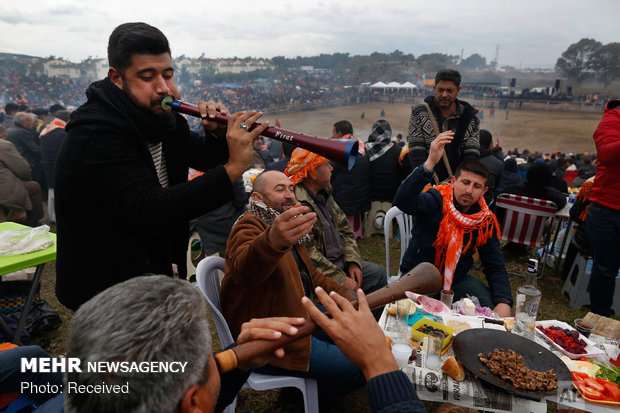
[503,318,514,332]
[386,300,416,316]
[441,356,465,381]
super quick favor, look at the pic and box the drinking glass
[426,330,444,370]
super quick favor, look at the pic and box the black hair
[454,160,489,185]
[526,163,552,187]
[108,22,171,76]
[333,120,353,136]
[5,102,20,114]
[479,129,493,149]
[435,69,462,87]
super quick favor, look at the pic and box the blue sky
[0,0,618,68]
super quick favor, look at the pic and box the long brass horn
[214,262,442,373]
[162,97,358,169]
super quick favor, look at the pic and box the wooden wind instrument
[214,262,442,373]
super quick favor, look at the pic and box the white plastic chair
[195,256,319,413]
[384,206,414,284]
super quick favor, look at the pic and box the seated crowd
[1,24,618,413]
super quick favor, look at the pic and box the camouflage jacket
[294,184,362,285]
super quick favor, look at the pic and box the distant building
[43,59,81,79]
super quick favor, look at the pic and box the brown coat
[221,213,354,372]
[0,139,32,210]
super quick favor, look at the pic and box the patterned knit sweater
[407,95,480,182]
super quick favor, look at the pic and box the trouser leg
[587,203,620,316]
[361,260,388,320]
[22,180,43,226]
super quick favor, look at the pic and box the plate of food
[453,329,572,400]
[535,320,604,360]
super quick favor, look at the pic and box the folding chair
[496,194,557,278]
[195,256,319,413]
[384,206,414,283]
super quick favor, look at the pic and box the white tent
[371,81,387,88]
[401,81,418,89]
[387,81,402,88]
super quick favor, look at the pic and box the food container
[410,319,454,350]
[535,320,604,360]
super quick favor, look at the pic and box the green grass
[34,226,614,412]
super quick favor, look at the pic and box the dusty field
[262,102,601,155]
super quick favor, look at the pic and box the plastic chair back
[384,206,414,283]
[195,256,319,413]
[496,194,557,247]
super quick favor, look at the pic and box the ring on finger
[239,121,249,130]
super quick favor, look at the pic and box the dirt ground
[263,102,601,155]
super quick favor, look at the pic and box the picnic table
[380,308,620,412]
[0,222,56,344]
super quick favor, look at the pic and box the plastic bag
[453,295,497,318]
[0,225,53,256]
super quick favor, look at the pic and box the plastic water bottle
[513,259,542,340]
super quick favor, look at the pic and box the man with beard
[221,170,365,401]
[395,134,512,317]
[407,69,480,183]
[54,22,268,311]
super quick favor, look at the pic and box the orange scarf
[429,184,501,291]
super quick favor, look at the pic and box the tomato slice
[572,371,589,381]
[601,381,620,402]
[578,384,606,400]
[584,377,606,393]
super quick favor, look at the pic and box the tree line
[555,38,620,87]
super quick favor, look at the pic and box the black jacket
[369,144,402,202]
[330,153,371,216]
[39,128,67,188]
[55,78,233,310]
[7,125,47,193]
[479,148,504,208]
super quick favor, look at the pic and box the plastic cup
[440,289,454,311]
[574,318,595,338]
[392,343,413,369]
[395,299,412,331]
[426,330,444,370]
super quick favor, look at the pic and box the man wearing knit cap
[286,148,388,320]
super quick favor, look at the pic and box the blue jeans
[430,273,494,308]
[361,260,388,320]
[587,202,620,316]
[257,336,365,399]
[0,346,63,406]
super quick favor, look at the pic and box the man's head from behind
[65,275,217,413]
[107,22,177,115]
[252,170,296,213]
[332,120,353,139]
[479,129,493,150]
[13,112,35,130]
[451,160,489,212]
[526,162,552,188]
[4,103,19,116]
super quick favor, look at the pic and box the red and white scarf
[428,184,501,291]
[40,118,67,137]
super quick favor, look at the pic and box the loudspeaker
[510,78,516,87]
[555,79,561,90]
[567,86,573,95]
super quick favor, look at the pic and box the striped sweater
[407,95,480,182]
